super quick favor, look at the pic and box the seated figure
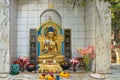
[38,26,64,63]
[42,26,59,54]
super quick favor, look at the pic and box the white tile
[28,24,38,29]
[85,14,95,24]
[17,39,28,45]
[54,3,64,9]
[18,4,28,10]
[12,39,17,46]
[39,11,43,16]
[14,24,17,31]
[13,0,17,8]
[18,0,28,4]
[17,24,28,31]
[72,39,85,46]
[85,30,95,39]
[63,8,74,15]
[72,32,85,39]
[74,25,85,32]
[17,18,27,24]
[39,4,48,11]
[57,10,64,16]
[51,17,61,24]
[28,11,39,17]
[62,25,71,29]
[28,0,39,4]
[71,45,83,57]
[41,17,49,23]
[10,22,14,30]
[63,17,84,25]
[85,0,95,10]
[74,8,84,16]
[40,0,48,4]
[28,4,39,10]
[38,0,42,4]
[18,11,28,17]
[17,45,28,56]
[86,22,95,31]
[54,0,63,4]
[85,38,95,46]
[17,53,29,57]
[85,6,95,17]
[10,6,15,15]
[28,18,39,25]
[12,31,16,39]
[17,32,28,39]
[49,12,59,17]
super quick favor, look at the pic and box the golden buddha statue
[38,26,64,64]
[42,27,59,54]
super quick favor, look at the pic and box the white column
[95,0,111,73]
[0,0,10,73]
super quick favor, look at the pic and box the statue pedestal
[38,63,62,73]
[38,54,64,64]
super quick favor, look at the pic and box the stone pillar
[0,0,10,73]
[95,0,111,73]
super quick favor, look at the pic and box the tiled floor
[0,72,99,80]
[1,64,120,80]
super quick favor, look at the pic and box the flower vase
[84,56,90,71]
[73,65,76,72]
[20,66,24,72]
[85,63,89,71]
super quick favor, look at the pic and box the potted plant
[14,56,29,72]
[77,46,95,71]
[69,58,79,72]
[11,59,20,75]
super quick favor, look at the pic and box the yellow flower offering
[59,72,70,78]
[46,75,55,80]
[39,73,46,79]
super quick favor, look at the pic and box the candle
[43,60,46,64]
[53,60,56,64]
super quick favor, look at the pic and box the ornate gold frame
[37,20,64,55]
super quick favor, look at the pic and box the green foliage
[67,0,85,8]
[109,0,120,33]
[67,0,120,37]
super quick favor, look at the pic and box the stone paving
[0,63,120,80]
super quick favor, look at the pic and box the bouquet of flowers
[70,57,79,71]
[77,46,95,71]
[70,58,79,66]
[13,56,29,71]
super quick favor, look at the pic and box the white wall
[85,0,95,46]
[85,0,96,72]
[10,0,17,61]
[17,0,85,57]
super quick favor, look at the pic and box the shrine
[0,0,111,74]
